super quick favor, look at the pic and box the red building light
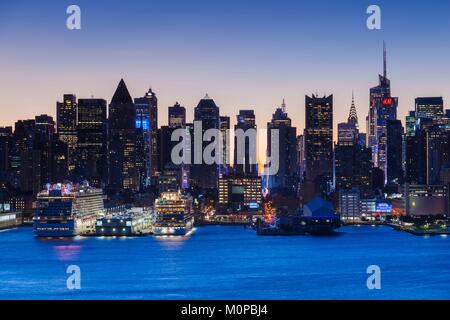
[382,97,393,106]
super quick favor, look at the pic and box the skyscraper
[51,138,68,185]
[190,94,220,189]
[348,92,359,128]
[108,79,138,193]
[165,103,189,190]
[338,92,361,146]
[426,124,450,185]
[33,115,56,193]
[303,94,333,201]
[57,94,77,175]
[335,96,372,196]
[405,118,432,185]
[415,97,444,119]
[367,43,398,183]
[386,120,404,186]
[0,127,12,182]
[10,119,36,192]
[29,115,67,194]
[234,110,257,176]
[168,102,186,128]
[134,89,158,187]
[267,100,298,194]
[75,98,107,187]
[219,116,231,175]
[297,134,306,186]
[158,125,177,173]
[338,122,358,146]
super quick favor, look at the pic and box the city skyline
[2,0,450,143]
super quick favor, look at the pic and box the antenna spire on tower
[383,41,387,79]
[281,98,286,113]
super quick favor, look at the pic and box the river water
[0,225,449,300]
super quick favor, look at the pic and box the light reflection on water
[52,245,81,261]
[1,226,450,300]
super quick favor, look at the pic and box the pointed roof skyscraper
[111,79,133,104]
[348,91,358,127]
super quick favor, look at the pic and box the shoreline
[5,222,450,237]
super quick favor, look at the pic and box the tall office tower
[10,120,36,191]
[134,89,158,187]
[405,111,417,184]
[335,145,373,197]
[297,134,306,183]
[33,115,55,193]
[75,98,107,187]
[158,164,181,193]
[405,104,450,186]
[168,102,186,128]
[405,134,419,184]
[266,100,298,194]
[158,125,177,173]
[367,43,398,182]
[168,103,189,189]
[386,120,404,186]
[134,104,149,190]
[11,116,67,194]
[338,122,358,146]
[358,133,367,148]
[57,94,77,175]
[51,138,68,185]
[190,94,220,189]
[234,110,257,176]
[219,116,230,175]
[335,98,372,197]
[182,123,195,189]
[303,95,333,201]
[108,79,138,193]
[405,117,432,185]
[415,97,444,119]
[405,111,416,137]
[426,124,450,185]
[0,127,13,182]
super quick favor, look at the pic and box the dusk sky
[1,0,450,160]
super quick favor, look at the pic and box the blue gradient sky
[1,0,450,152]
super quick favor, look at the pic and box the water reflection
[52,245,81,261]
[154,228,196,250]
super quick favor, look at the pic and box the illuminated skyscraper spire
[348,90,358,126]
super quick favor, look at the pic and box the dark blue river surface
[0,225,450,300]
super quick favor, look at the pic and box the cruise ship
[153,191,194,236]
[34,183,105,237]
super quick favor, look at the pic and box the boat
[153,191,193,236]
[302,197,341,235]
[33,182,105,237]
[257,197,341,236]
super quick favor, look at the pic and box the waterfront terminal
[0,211,20,230]
[96,207,154,236]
